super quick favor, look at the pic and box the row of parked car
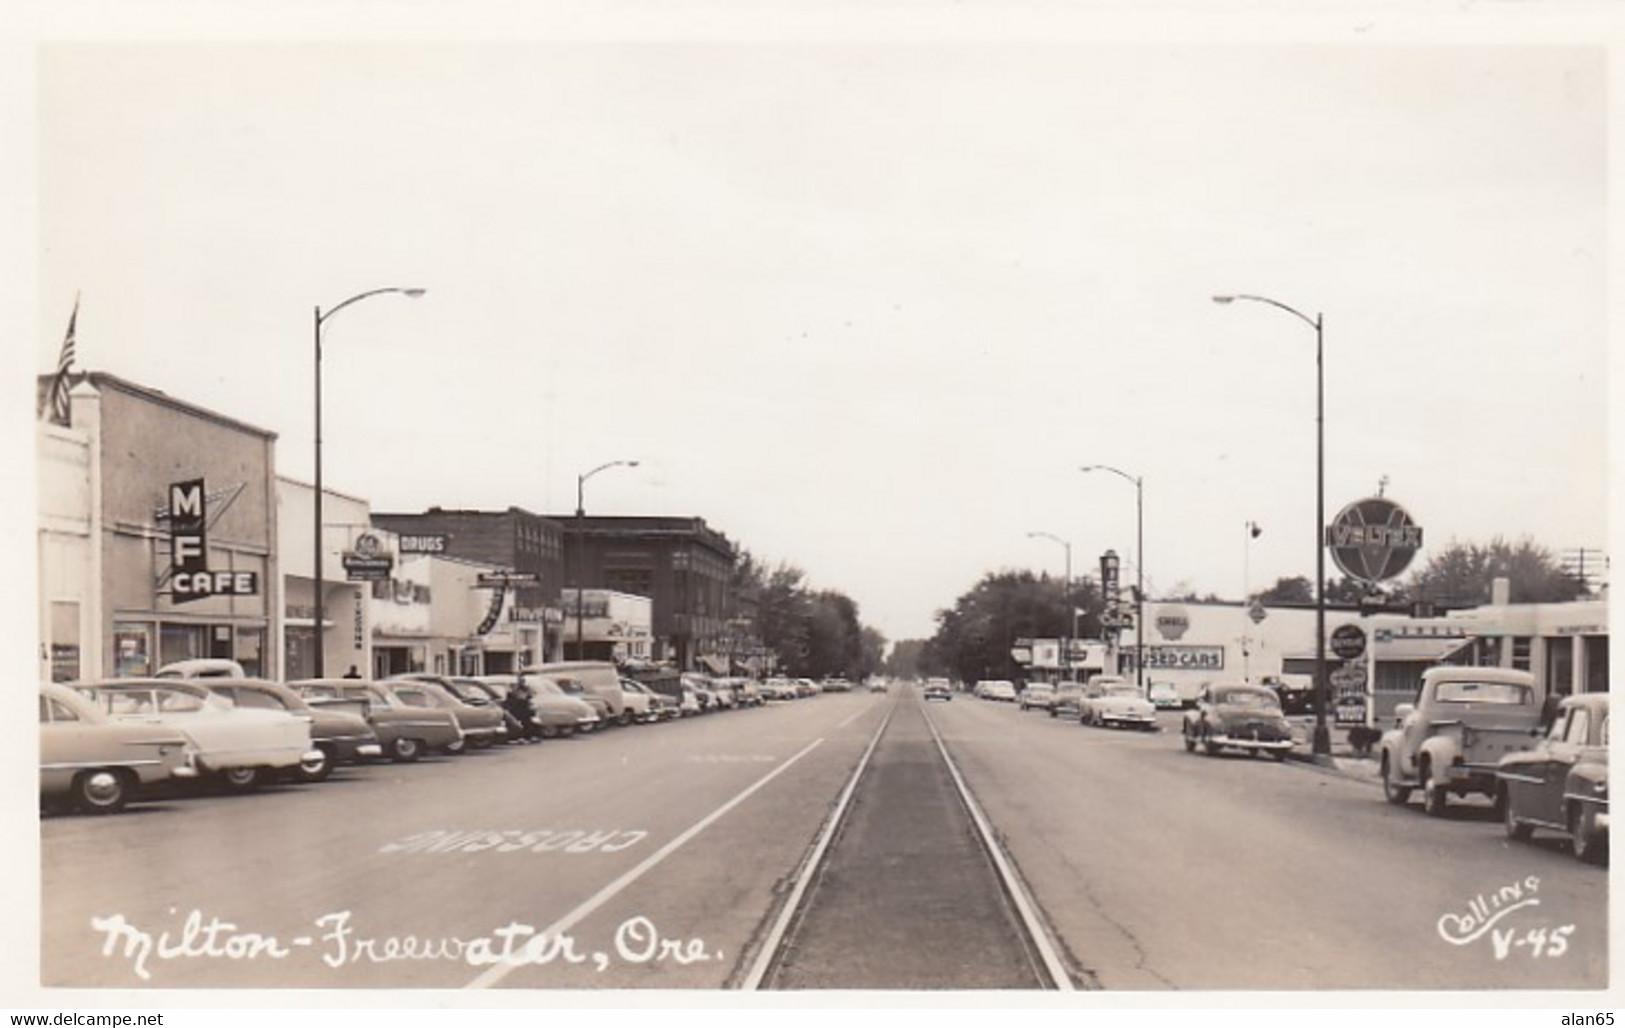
[969,665,1609,866]
[37,659,819,816]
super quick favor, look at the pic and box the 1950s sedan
[40,682,199,814]
[1182,682,1295,760]
[1498,693,1608,865]
[71,679,319,792]
[290,679,464,762]
[204,679,382,782]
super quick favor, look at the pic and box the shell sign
[1325,496,1423,583]
[1154,605,1190,640]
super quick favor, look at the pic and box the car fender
[1416,734,1462,778]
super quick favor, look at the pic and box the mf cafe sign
[167,479,259,603]
[1326,496,1424,583]
[473,571,539,636]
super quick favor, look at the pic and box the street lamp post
[1027,531,1073,682]
[313,286,425,679]
[1212,292,1330,757]
[574,460,639,660]
[1080,465,1144,692]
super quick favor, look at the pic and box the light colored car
[74,678,320,791]
[1499,693,1608,864]
[525,661,631,724]
[762,678,799,700]
[204,678,382,782]
[614,677,656,723]
[1019,683,1056,712]
[1181,682,1295,759]
[620,679,677,722]
[1147,681,1181,710]
[922,681,953,702]
[155,658,247,679]
[1081,683,1158,730]
[290,679,464,762]
[977,680,1018,702]
[475,674,601,737]
[1378,666,1541,816]
[40,682,199,814]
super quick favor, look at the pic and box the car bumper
[1211,734,1293,750]
[1102,713,1157,727]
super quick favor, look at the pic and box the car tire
[1381,755,1412,805]
[218,767,261,793]
[1421,761,1449,817]
[1503,789,1533,841]
[1571,805,1607,865]
[72,768,131,815]
[620,710,634,727]
[1202,726,1222,756]
[1267,748,1288,762]
[1183,724,1196,752]
[297,746,334,784]
[390,737,423,763]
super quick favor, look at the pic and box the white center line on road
[466,736,825,990]
[834,704,872,731]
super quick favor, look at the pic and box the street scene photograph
[6,2,1619,1015]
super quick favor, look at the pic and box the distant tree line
[731,550,885,681]
[892,536,1594,684]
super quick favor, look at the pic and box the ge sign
[1326,496,1424,583]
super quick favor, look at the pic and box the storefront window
[49,601,81,682]
[1585,635,1608,693]
[160,624,209,668]
[285,626,316,680]
[1545,637,1574,695]
[113,622,153,678]
[236,627,266,677]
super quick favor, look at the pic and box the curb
[1283,750,1381,785]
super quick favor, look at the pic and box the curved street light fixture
[1212,292,1330,757]
[574,460,640,659]
[1027,531,1075,681]
[313,286,426,678]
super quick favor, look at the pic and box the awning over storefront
[699,655,729,675]
[1372,635,1477,662]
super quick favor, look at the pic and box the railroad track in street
[743,692,1075,991]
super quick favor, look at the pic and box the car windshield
[1433,681,1533,705]
[1214,689,1279,710]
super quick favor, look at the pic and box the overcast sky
[17,12,1616,644]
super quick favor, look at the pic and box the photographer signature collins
[1435,876,1576,960]
[91,909,719,981]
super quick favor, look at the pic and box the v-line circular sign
[1325,496,1423,583]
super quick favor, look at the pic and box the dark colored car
[205,678,382,782]
[1498,693,1608,865]
[1182,682,1294,760]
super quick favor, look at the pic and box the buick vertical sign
[168,477,259,603]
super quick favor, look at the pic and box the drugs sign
[1326,496,1424,583]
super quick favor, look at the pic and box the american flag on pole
[41,295,78,426]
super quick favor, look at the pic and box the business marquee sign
[168,478,259,603]
[1325,496,1424,584]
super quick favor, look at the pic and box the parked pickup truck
[1378,666,1543,817]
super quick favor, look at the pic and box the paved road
[40,686,1608,992]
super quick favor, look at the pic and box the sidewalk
[1284,716,1382,785]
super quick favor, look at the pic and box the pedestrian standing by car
[503,679,541,744]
